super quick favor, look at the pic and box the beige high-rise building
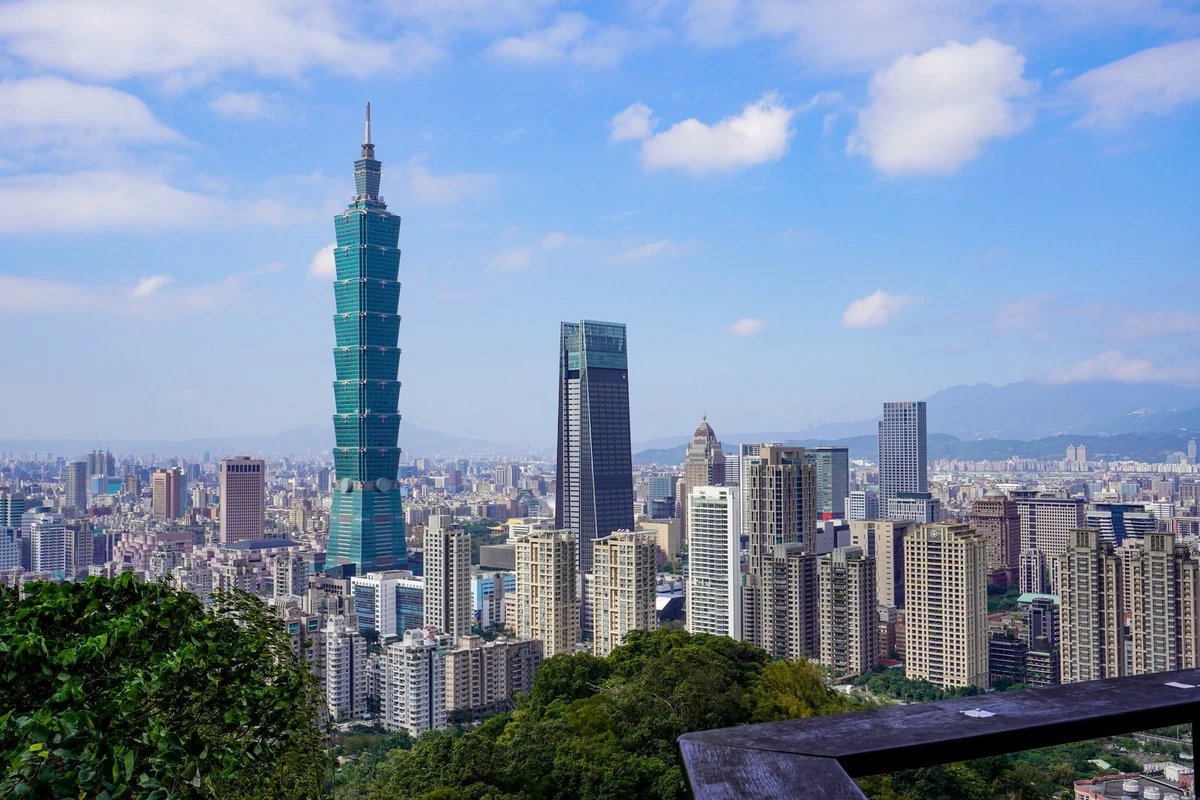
[741,445,819,660]
[904,523,988,689]
[151,468,182,521]
[1125,533,1199,674]
[681,416,726,537]
[1016,494,1086,593]
[219,457,265,544]
[1060,528,1126,683]
[445,634,543,714]
[513,531,580,657]
[971,490,1020,583]
[637,517,682,564]
[819,546,877,676]
[424,515,472,643]
[848,519,914,609]
[592,530,657,657]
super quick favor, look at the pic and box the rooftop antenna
[365,102,372,145]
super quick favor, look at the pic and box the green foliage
[0,574,330,799]
[855,667,985,702]
[987,585,1022,612]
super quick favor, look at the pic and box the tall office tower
[325,615,368,722]
[725,453,740,486]
[1019,549,1047,594]
[848,519,914,609]
[1060,528,1125,683]
[423,515,472,643]
[971,490,1020,584]
[28,512,67,574]
[328,103,407,574]
[1087,503,1156,546]
[741,445,819,660]
[86,450,114,479]
[1190,439,1198,465]
[445,635,543,715]
[682,415,726,535]
[1016,494,1086,592]
[0,527,18,570]
[1076,444,1087,464]
[592,531,656,657]
[0,488,26,529]
[904,523,988,689]
[845,489,879,521]
[686,486,741,639]
[351,569,424,636]
[151,468,183,521]
[1125,533,1199,674]
[64,461,87,516]
[887,493,941,524]
[819,546,878,676]
[878,402,927,521]
[513,531,580,656]
[382,627,451,736]
[555,320,633,573]
[806,447,849,519]
[1065,445,1077,463]
[646,473,677,520]
[219,457,265,544]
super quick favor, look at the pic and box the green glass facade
[328,109,406,573]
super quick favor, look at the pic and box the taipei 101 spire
[327,102,407,574]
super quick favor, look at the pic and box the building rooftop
[220,537,300,551]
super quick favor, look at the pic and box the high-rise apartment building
[845,489,880,521]
[445,635,543,715]
[682,415,726,535]
[64,461,87,516]
[219,457,265,544]
[878,402,927,521]
[1016,494,1086,593]
[328,104,407,574]
[151,468,182,521]
[1123,533,1199,675]
[325,615,368,722]
[819,546,877,676]
[848,519,914,609]
[806,447,849,519]
[382,627,450,736]
[646,473,677,520]
[1060,528,1125,683]
[971,490,1020,583]
[741,445,819,660]
[271,553,308,600]
[592,530,657,657]
[554,320,633,573]
[904,523,988,689]
[28,512,67,574]
[0,488,26,529]
[513,531,580,656]
[686,486,741,639]
[423,515,472,643]
[351,569,424,637]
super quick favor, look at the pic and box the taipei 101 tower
[327,103,407,573]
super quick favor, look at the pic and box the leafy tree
[0,574,329,799]
[751,659,854,722]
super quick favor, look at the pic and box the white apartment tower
[904,523,988,689]
[686,485,741,639]
[325,615,367,722]
[513,531,580,657]
[219,457,265,544]
[382,627,451,737]
[819,546,878,676]
[424,515,472,643]
[878,402,927,520]
[592,530,657,657]
[29,512,67,574]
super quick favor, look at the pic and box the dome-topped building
[682,415,726,534]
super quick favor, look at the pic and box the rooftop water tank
[1123,779,1141,793]
[1143,786,1162,800]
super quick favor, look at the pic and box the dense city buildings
[685,485,741,639]
[1016,493,1086,593]
[513,531,580,657]
[848,519,913,609]
[878,402,927,521]
[423,515,472,644]
[819,545,877,676]
[219,457,265,544]
[445,635,542,715]
[904,523,988,688]
[971,489,1021,585]
[845,488,879,521]
[591,530,656,657]
[327,105,407,575]
[554,320,634,573]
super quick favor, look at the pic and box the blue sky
[1,0,1198,448]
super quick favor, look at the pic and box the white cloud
[994,294,1055,332]
[1069,38,1200,127]
[1116,310,1200,339]
[728,317,765,336]
[210,90,285,120]
[130,275,173,298]
[1049,351,1200,385]
[847,38,1035,175]
[308,243,336,278]
[405,161,494,207]
[539,232,587,250]
[637,93,796,175]
[487,248,534,272]
[0,76,179,156]
[0,171,224,232]
[842,289,915,328]
[607,239,687,263]
[489,12,642,68]
[485,232,587,273]
[387,0,555,33]
[0,0,418,83]
[608,102,657,142]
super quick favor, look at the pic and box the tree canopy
[0,574,329,799]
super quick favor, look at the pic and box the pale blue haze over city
[0,0,1198,446]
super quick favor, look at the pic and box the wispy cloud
[485,231,588,273]
[994,294,1055,332]
[1049,351,1200,385]
[308,243,336,278]
[842,290,915,328]
[607,239,689,264]
[1069,38,1200,127]
[489,12,646,68]
[404,160,494,207]
[728,317,765,336]
[209,90,286,120]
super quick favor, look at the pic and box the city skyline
[2,3,1199,447]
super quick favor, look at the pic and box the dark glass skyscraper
[328,104,406,574]
[555,320,633,573]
